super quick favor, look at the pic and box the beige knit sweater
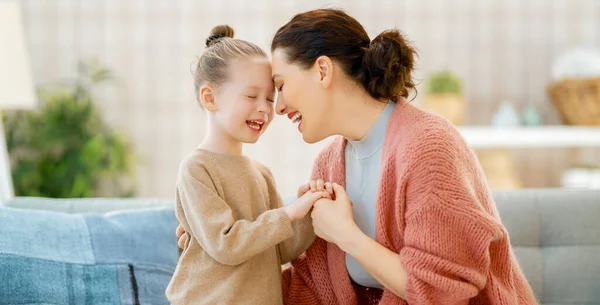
[165,149,315,305]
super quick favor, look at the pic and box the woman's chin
[301,130,325,144]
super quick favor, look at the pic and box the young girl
[165,25,330,305]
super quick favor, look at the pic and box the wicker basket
[420,93,465,125]
[547,77,600,125]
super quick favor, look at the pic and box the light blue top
[344,102,395,289]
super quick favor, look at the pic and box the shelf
[458,126,600,149]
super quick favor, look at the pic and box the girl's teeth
[247,121,262,130]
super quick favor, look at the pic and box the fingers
[309,180,317,192]
[178,232,188,249]
[324,182,333,196]
[297,183,310,198]
[176,225,185,238]
[316,179,325,192]
[309,179,326,193]
[310,197,330,218]
[331,183,348,200]
[303,190,330,201]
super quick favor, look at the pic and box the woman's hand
[311,183,359,249]
[312,183,409,299]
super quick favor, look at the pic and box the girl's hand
[176,224,188,249]
[298,179,334,198]
[285,190,331,222]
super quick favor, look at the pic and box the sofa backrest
[494,189,600,305]
[2,197,174,213]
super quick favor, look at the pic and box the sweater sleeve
[177,161,294,266]
[278,215,316,265]
[258,164,317,265]
[281,145,335,305]
[399,130,503,304]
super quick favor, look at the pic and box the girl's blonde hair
[194,25,267,103]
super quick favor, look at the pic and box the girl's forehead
[227,62,274,89]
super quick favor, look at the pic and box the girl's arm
[178,164,296,266]
[261,170,318,265]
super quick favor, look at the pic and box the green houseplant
[3,60,135,198]
[421,70,465,125]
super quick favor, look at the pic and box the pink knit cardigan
[282,99,537,305]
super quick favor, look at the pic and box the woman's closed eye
[277,84,284,92]
[246,95,257,100]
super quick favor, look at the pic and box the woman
[178,8,537,305]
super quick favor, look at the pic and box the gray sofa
[2,188,599,304]
[494,189,600,305]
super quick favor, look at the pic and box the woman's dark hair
[271,9,417,102]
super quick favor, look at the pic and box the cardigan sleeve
[399,130,504,304]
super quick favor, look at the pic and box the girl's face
[212,56,275,144]
[271,48,332,144]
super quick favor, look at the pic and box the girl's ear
[199,85,217,112]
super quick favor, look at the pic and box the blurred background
[2,0,600,199]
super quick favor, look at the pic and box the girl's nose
[258,99,272,114]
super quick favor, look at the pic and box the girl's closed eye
[277,84,284,92]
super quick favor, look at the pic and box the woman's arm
[310,183,408,299]
[342,226,409,299]
[312,183,494,304]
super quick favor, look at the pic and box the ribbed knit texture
[166,149,315,305]
[281,99,538,305]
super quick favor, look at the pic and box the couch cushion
[511,247,543,300]
[2,197,174,214]
[494,189,600,305]
[543,247,600,303]
[0,205,178,305]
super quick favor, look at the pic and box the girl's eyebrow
[245,85,275,92]
[245,86,264,90]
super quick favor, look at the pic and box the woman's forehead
[270,49,289,74]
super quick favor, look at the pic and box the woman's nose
[275,98,287,115]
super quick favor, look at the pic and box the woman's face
[271,48,332,144]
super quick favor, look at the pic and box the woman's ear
[314,55,334,88]
[199,85,217,112]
